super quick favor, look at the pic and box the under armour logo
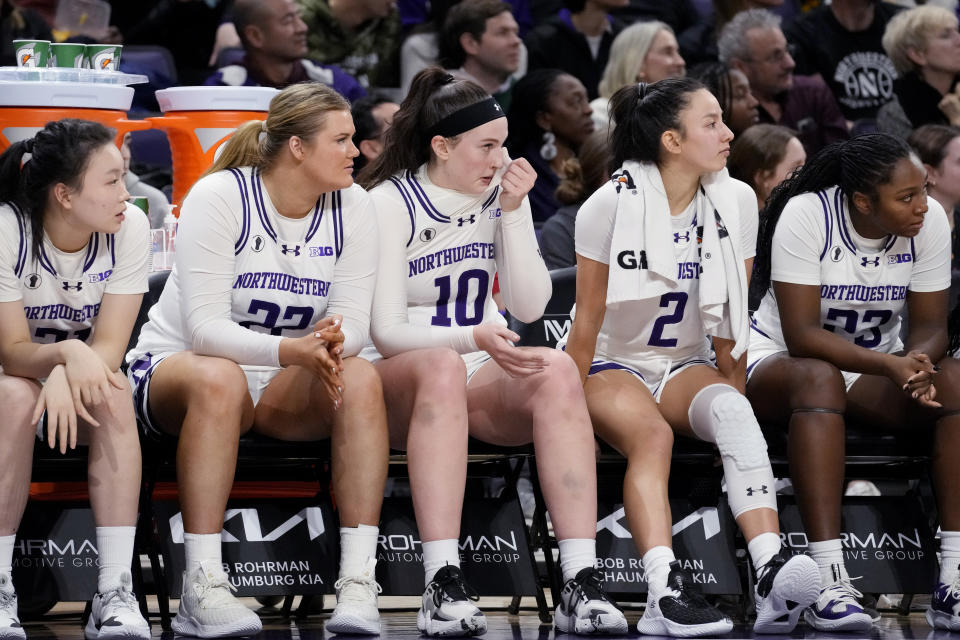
[746,485,768,496]
[674,231,690,243]
[62,281,83,291]
[860,256,880,268]
[457,215,476,226]
[281,244,301,256]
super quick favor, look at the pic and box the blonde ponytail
[201,120,264,179]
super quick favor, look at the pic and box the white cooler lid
[0,81,133,109]
[155,86,278,112]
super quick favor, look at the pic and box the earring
[540,131,557,161]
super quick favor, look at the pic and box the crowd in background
[3,0,960,263]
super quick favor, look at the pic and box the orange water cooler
[148,86,278,208]
[0,74,150,151]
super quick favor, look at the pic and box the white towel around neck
[606,161,750,359]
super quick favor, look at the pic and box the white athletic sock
[96,526,137,593]
[422,539,460,586]
[0,534,14,576]
[808,539,846,585]
[642,546,675,597]
[339,524,379,578]
[558,538,596,583]
[747,532,782,573]
[940,531,960,585]
[183,532,223,575]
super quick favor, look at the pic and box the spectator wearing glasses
[351,94,400,173]
[719,9,848,156]
[786,0,901,125]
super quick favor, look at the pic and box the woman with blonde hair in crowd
[126,83,390,638]
[591,21,686,129]
[878,4,960,138]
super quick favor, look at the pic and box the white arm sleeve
[326,188,378,357]
[770,193,826,286]
[494,197,551,323]
[574,182,617,264]
[104,203,150,295]
[909,197,952,292]
[370,187,477,357]
[732,179,758,260]
[176,173,283,366]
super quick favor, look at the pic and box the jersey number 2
[431,270,490,327]
[648,292,688,347]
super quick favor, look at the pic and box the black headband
[425,97,506,139]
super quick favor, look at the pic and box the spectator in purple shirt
[205,0,366,103]
[719,8,847,155]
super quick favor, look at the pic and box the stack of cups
[12,39,122,70]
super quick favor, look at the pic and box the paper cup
[49,42,87,68]
[13,39,50,68]
[85,44,122,71]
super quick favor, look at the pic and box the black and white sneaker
[554,567,627,634]
[417,566,486,636]
[636,561,732,637]
[753,553,820,633]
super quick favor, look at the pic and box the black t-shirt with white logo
[786,3,902,122]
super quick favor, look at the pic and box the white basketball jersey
[751,186,951,353]
[0,202,148,345]
[382,169,506,330]
[131,167,352,357]
[573,194,711,361]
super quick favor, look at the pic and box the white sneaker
[0,574,24,640]
[171,561,262,638]
[417,565,486,636]
[327,558,381,635]
[84,571,150,639]
[753,553,820,633]
[803,566,874,632]
[554,567,627,634]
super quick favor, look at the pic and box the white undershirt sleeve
[370,189,477,357]
[770,194,826,286]
[325,190,378,357]
[494,197,551,323]
[909,197,952,293]
[574,183,617,264]
[176,174,283,366]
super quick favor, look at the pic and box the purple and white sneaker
[927,570,960,631]
[803,565,873,632]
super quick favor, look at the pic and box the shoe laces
[827,576,864,603]
[100,584,139,613]
[573,568,617,606]
[194,569,239,608]
[334,574,382,603]
[432,568,479,607]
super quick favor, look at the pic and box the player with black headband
[358,67,627,636]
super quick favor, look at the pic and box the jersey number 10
[431,269,490,327]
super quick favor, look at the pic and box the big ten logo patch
[309,245,334,258]
[888,253,912,265]
[488,207,502,220]
[88,269,113,283]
